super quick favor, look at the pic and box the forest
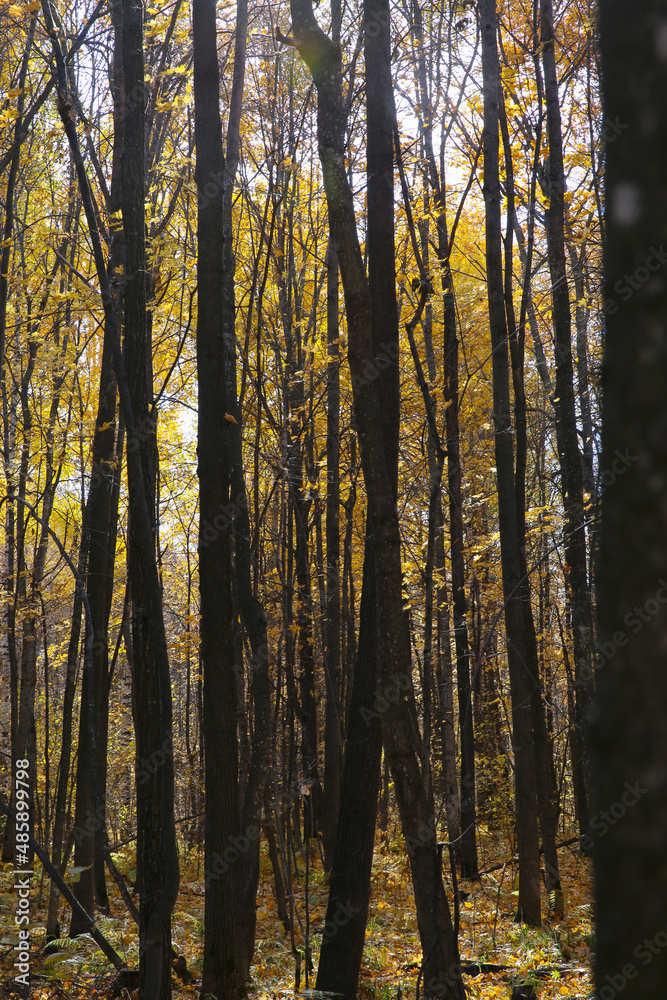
[0,0,661,998]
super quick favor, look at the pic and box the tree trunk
[321,241,342,872]
[192,0,245,995]
[498,67,562,918]
[121,1,179,996]
[540,0,595,845]
[221,0,272,972]
[595,2,667,995]
[290,0,464,993]
[410,0,475,872]
[480,0,541,925]
[41,3,180,992]
[315,538,382,1000]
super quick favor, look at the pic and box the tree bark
[121,1,180,996]
[595,2,667,994]
[192,0,245,995]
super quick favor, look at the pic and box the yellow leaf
[224,413,239,424]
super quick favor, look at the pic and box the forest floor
[0,823,594,999]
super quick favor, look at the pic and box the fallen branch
[0,794,126,971]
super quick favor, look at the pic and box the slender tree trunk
[290,0,464,993]
[480,0,541,925]
[443,262,478,879]
[192,0,244,995]
[0,13,37,866]
[315,539,382,1000]
[498,68,562,917]
[410,0,475,872]
[540,0,594,844]
[321,241,342,872]
[68,0,126,933]
[219,0,272,972]
[122,1,179,996]
[47,496,89,938]
[41,2,179,992]
[70,341,119,932]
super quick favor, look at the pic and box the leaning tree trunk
[42,0,180,993]
[595,2,667,995]
[289,0,464,994]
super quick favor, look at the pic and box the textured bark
[595,2,667,995]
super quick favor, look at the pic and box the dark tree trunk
[290,0,464,993]
[0,15,37,866]
[70,0,123,937]
[219,0,272,973]
[595,2,667,995]
[540,0,595,844]
[47,497,89,938]
[320,241,342,872]
[192,0,245,995]
[41,2,179,992]
[498,67,562,917]
[70,338,120,933]
[410,0,475,872]
[122,1,179,997]
[480,0,541,925]
[315,539,382,1000]
[443,258,478,879]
